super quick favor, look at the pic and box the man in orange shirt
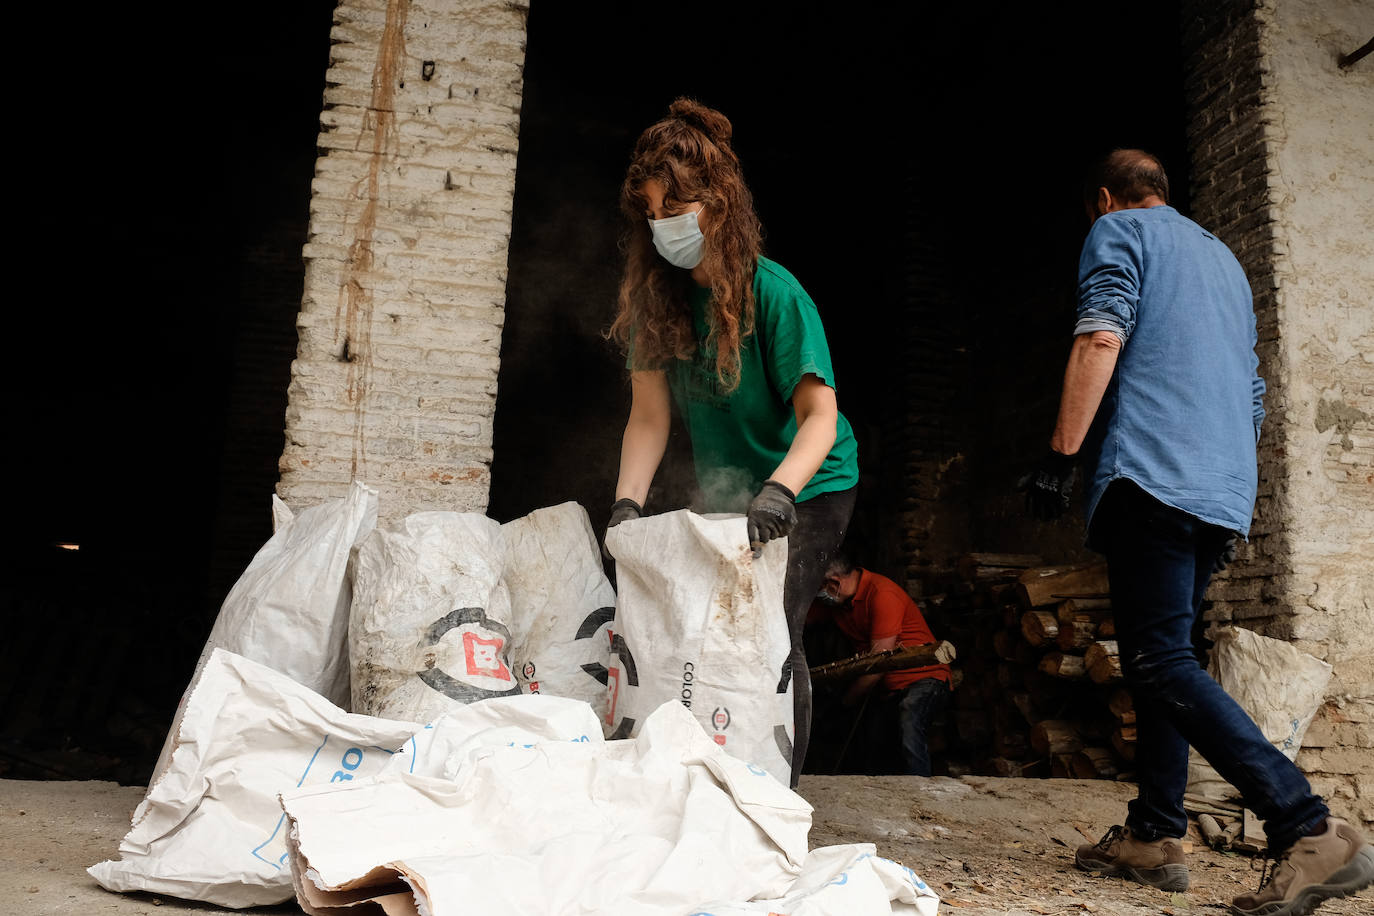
[813,552,951,776]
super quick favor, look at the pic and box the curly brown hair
[608,98,764,393]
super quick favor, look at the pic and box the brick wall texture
[883,178,971,594]
[1182,0,1374,821]
[278,0,529,522]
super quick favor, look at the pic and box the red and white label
[605,667,620,727]
[462,632,511,680]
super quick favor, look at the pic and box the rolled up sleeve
[1076,215,1144,345]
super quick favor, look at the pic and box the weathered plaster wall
[1184,0,1374,821]
[1262,0,1374,817]
[278,0,529,521]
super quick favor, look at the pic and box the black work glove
[602,497,642,560]
[746,480,797,549]
[1212,535,1239,575]
[1017,450,1077,521]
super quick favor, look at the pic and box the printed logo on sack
[576,606,617,685]
[463,633,507,679]
[606,666,621,728]
[605,631,639,739]
[250,737,394,870]
[680,661,696,709]
[519,661,540,694]
[417,607,522,703]
[712,706,730,745]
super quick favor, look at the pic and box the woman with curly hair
[605,98,859,785]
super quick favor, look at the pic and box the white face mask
[814,589,845,607]
[648,209,705,269]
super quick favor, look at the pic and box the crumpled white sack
[501,502,617,728]
[207,481,377,706]
[1186,625,1333,800]
[282,700,812,915]
[350,512,520,722]
[148,482,379,784]
[605,510,794,783]
[89,649,420,908]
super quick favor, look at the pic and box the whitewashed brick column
[1259,0,1374,822]
[1183,0,1374,823]
[278,0,529,522]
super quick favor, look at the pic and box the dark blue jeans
[896,677,949,776]
[861,676,949,776]
[1092,480,1328,853]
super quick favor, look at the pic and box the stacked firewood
[925,554,1136,780]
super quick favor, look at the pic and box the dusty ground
[2,776,1368,916]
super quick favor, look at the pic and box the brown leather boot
[1230,817,1374,916]
[1075,824,1189,891]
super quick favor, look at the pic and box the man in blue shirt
[1022,150,1372,915]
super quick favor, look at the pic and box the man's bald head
[1084,149,1171,213]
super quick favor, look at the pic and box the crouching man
[811,552,950,776]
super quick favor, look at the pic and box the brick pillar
[279,0,529,522]
[884,176,970,594]
[1181,0,1293,619]
[1182,0,1374,823]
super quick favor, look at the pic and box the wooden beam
[808,640,957,684]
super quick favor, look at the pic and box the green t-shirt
[658,257,859,510]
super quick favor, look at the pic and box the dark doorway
[1,0,335,784]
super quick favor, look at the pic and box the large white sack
[282,700,810,916]
[89,649,420,908]
[604,510,793,783]
[501,502,617,725]
[148,482,378,785]
[351,512,519,722]
[1186,625,1333,800]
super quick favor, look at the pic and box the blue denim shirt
[1077,206,1266,537]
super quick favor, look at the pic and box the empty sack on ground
[89,648,420,907]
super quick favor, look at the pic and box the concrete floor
[3,776,1369,916]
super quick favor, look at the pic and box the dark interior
[0,0,1186,782]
